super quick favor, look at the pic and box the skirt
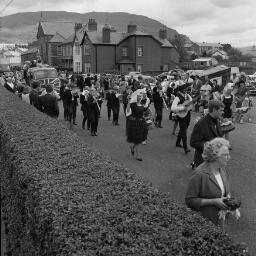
[126,117,148,144]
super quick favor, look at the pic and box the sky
[1,0,256,47]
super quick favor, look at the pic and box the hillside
[0,11,190,44]
[238,46,256,57]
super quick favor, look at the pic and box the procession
[1,1,256,255]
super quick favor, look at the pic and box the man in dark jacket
[39,84,59,118]
[84,74,92,87]
[29,81,41,110]
[152,84,164,128]
[190,100,224,168]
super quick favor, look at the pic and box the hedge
[0,87,249,256]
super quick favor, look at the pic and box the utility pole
[0,0,14,31]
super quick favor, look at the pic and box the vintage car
[28,66,61,94]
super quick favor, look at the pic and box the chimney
[74,23,83,32]
[159,28,167,40]
[88,18,97,31]
[127,24,137,33]
[102,24,111,43]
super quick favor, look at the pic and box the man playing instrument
[171,83,192,154]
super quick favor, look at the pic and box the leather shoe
[136,158,143,161]
[176,144,183,148]
[185,149,191,154]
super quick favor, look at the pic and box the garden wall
[0,87,249,255]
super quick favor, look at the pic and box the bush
[0,87,249,255]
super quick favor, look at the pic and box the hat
[174,83,190,95]
[45,84,53,93]
[225,82,234,90]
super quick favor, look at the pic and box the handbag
[220,120,235,134]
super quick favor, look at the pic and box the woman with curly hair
[185,138,232,225]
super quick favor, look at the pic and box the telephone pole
[0,0,14,31]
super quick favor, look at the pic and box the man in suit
[29,81,41,110]
[4,77,16,93]
[84,74,92,87]
[39,84,59,118]
[152,83,164,128]
[190,100,224,169]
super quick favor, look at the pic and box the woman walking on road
[126,91,148,161]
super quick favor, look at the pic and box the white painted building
[0,50,21,65]
[73,37,82,73]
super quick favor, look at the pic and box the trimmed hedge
[0,87,249,256]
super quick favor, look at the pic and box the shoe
[136,158,143,161]
[185,149,191,154]
[158,126,163,128]
[176,143,183,148]
[115,123,120,126]
[73,122,77,125]
[94,133,98,136]
[130,145,135,156]
[91,133,95,136]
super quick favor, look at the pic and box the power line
[0,0,14,15]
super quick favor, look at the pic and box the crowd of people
[1,67,253,227]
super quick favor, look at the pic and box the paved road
[59,99,256,254]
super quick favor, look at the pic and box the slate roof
[86,31,125,45]
[40,21,75,39]
[60,33,75,45]
[48,32,65,43]
[201,65,230,76]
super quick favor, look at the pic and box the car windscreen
[33,69,57,79]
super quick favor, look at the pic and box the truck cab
[28,66,60,94]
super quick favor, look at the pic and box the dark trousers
[72,105,77,122]
[193,149,204,168]
[123,103,127,115]
[107,106,112,120]
[90,115,99,134]
[112,106,120,124]
[155,107,163,126]
[176,112,191,150]
[82,112,90,130]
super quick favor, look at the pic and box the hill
[0,11,190,44]
[237,45,256,56]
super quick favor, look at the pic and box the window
[57,46,62,56]
[137,64,143,72]
[122,47,128,57]
[84,44,90,55]
[75,62,81,72]
[137,47,143,57]
[75,43,80,55]
[84,63,91,73]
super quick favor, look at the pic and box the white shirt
[214,173,225,197]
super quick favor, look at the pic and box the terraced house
[80,21,180,74]
[34,19,180,74]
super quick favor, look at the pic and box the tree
[170,34,188,62]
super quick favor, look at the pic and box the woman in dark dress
[221,83,235,140]
[126,93,147,161]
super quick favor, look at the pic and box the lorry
[28,65,61,94]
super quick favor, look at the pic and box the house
[197,42,223,56]
[80,22,180,74]
[184,42,200,57]
[20,47,40,64]
[192,57,218,69]
[0,50,22,65]
[36,21,75,64]
[211,49,229,60]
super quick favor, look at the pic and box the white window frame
[122,47,128,57]
[137,47,143,57]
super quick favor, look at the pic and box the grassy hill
[0,11,190,44]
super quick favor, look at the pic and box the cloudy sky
[1,0,256,47]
